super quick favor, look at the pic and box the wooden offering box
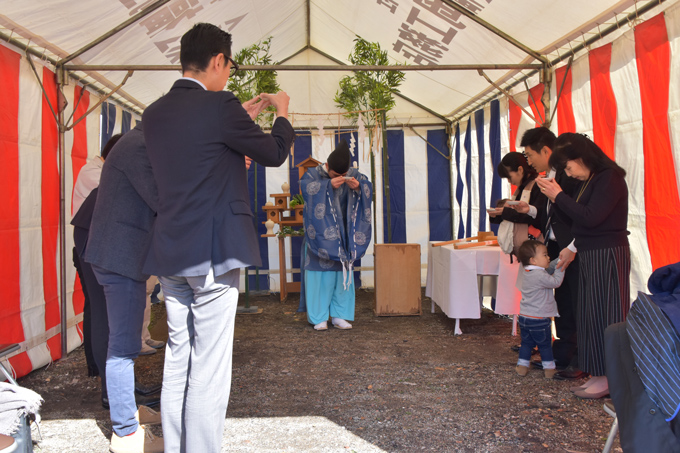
[271,194,289,210]
[263,193,303,228]
[374,244,422,316]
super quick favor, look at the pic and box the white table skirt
[426,242,521,333]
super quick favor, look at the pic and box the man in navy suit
[84,123,164,453]
[142,23,294,452]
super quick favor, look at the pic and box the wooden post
[381,111,392,243]
[278,236,287,301]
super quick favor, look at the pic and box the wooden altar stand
[261,157,322,301]
[262,193,304,301]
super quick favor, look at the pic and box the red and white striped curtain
[509,7,680,299]
[0,42,101,380]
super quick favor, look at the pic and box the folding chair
[0,344,34,453]
[602,400,619,453]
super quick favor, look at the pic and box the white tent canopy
[0,0,661,121]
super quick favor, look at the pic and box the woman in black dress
[537,133,630,399]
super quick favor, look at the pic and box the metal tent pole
[237,163,261,314]
[57,68,68,357]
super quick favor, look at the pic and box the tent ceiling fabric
[0,0,652,119]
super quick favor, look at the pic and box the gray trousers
[159,267,240,453]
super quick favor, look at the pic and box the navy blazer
[83,123,158,282]
[142,79,295,277]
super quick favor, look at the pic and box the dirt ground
[17,289,620,452]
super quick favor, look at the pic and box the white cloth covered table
[425,242,521,334]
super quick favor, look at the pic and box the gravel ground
[17,289,620,452]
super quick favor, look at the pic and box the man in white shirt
[72,134,122,217]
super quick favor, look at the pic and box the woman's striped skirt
[577,245,631,376]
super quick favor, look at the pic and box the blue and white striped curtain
[452,99,508,240]
[100,101,140,152]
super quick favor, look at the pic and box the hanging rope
[289,108,384,116]
[287,109,386,169]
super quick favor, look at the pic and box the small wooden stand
[262,158,321,301]
[261,193,304,301]
[276,235,301,301]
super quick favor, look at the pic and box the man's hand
[556,247,575,271]
[536,177,563,202]
[242,95,271,120]
[345,177,360,191]
[507,200,530,214]
[260,91,290,119]
[330,176,345,189]
[245,156,252,170]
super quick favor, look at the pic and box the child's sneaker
[515,365,529,376]
[544,368,557,379]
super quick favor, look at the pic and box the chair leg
[602,416,619,453]
[0,362,18,386]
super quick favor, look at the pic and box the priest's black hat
[327,139,351,174]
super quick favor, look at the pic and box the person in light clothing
[515,240,566,379]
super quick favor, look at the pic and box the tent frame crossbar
[0,31,136,111]
[63,63,544,71]
[66,70,135,132]
[477,69,538,124]
[450,0,667,123]
[524,79,545,124]
[264,122,447,131]
[309,45,453,124]
[57,0,171,66]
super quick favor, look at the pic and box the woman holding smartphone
[489,152,543,241]
[536,133,630,399]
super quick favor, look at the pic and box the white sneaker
[135,405,161,426]
[313,321,328,331]
[110,425,163,453]
[332,318,352,329]
[139,344,157,356]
